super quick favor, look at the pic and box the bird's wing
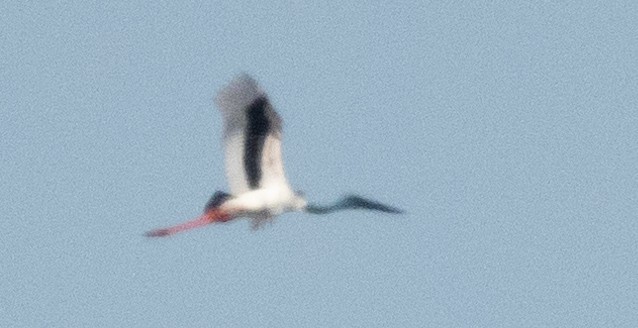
[306,195,404,214]
[215,74,289,194]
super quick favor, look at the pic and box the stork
[146,74,402,237]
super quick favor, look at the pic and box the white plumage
[214,74,303,228]
[145,74,402,237]
[215,74,289,195]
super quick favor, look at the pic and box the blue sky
[1,1,637,327]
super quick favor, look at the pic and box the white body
[221,187,300,217]
[214,74,306,228]
[145,74,402,237]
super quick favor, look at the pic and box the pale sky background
[1,1,637,327]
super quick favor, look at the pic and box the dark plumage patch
[204,191,232,212]
[244,96,270,189]
[305,194,404,214]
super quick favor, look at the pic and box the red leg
[145,209,232,237]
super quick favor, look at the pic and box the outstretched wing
[215,74,289,194]
[306,195,404,215]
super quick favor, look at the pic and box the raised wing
[306,195,404,215]
[215,74,289,194]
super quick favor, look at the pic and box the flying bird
[146,74,403,237]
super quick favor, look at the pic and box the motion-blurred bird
[146,74,403,237]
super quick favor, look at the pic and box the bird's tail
[145,209,231,237]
